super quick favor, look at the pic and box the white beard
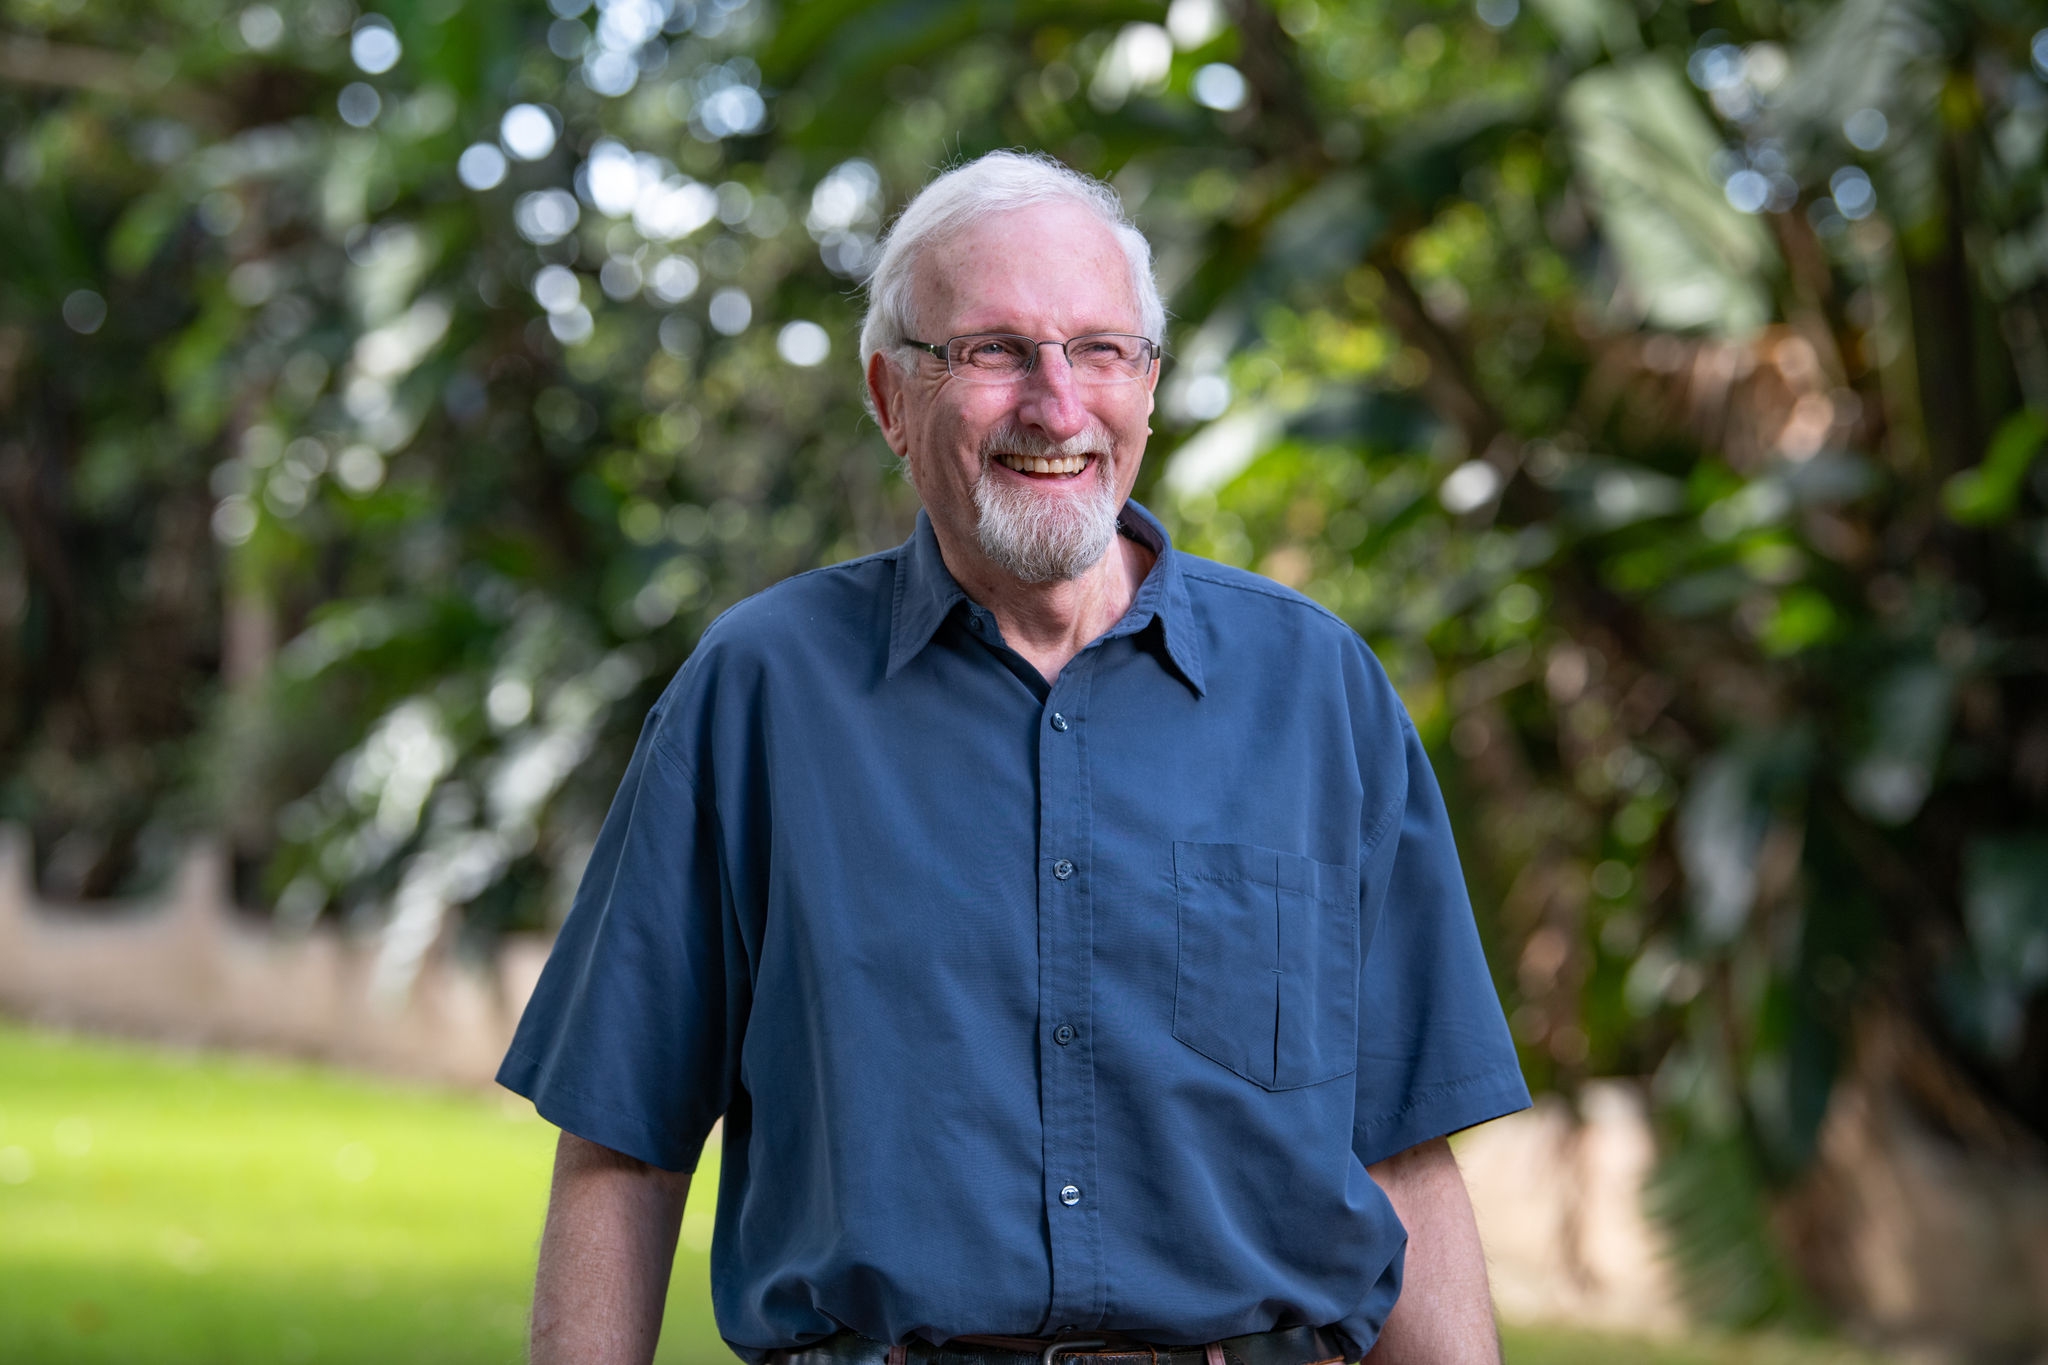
[970,425,1122,584]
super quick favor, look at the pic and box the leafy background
[3,0,2046,1335]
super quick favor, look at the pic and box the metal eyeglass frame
[901,333,1162,384]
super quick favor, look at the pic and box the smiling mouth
[993,452,1092,477]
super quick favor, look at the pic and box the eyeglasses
[902,333,1161,385]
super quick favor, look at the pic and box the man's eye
[961,339,1024,360]
[1075,337,1143,364]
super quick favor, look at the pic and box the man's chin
[972,470,1121,584]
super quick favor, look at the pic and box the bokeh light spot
[1166,0,1225,49]
[1724,169,1769,214]
[338,82,382,127]
[776,320,830,367]
[350,18,402,75]
[62,288,107,334]
[239,4,284,49]
[457,142,508,190]
[500,104,559,161]
[487,679,533,729]
[531,264,583,314]
[1191,63,1247,111]
[513,189,580,244]
[1183,373,1231,421]
[1476,0,1518,30]
[707,287,751,335]
[548,305,595,344]
[212,495,258,545]
[1843,108,1888,152]
[1830,165,1876,220]
[647,255,700,304]
[1440,460,1502,513]
[335,445,385,494]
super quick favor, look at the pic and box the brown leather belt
[769,1326,1351,1365]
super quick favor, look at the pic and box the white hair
[856,150,1165,404]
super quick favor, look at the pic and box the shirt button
[1060,1184,1082,1206]
[1054,1023,1076,1046]
[1052,859,1074,880]
[1050,713,1069,732]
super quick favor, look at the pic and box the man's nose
[1014,342,1090,440]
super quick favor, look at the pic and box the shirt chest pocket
[1172,841,1361,1091]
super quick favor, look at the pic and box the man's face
[868,200,1159,585]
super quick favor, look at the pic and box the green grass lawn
[0,1021,727,1364]
[0,1021,1885,1365]
[1497,1326,1887,1365]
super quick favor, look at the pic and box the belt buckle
[1039,1336,1108,1365]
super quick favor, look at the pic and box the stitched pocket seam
[1171,841,1360,1092]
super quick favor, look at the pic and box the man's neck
[935,527,1156,686]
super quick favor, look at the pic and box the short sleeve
[1350,719,1530,1167]
[496,704,737,1171]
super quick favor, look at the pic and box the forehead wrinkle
[912,205,1140,341]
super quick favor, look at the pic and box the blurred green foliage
[3,0,2046,1327]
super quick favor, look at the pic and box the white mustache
[977,424,1109,464]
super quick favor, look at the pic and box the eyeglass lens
[946,334,1154,382]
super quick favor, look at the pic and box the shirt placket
[1037,656,1104,1332]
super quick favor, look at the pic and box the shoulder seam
[1360,783,1404,859]
[645,712,708,795]
[1357,709,1427,858]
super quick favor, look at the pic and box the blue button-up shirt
[499,503,1529,1361]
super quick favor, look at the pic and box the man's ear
[867,351,911,457]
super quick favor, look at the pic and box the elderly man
[500,151,1529,1365]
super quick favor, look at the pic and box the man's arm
[1361,1136,1499,1365]
[530,1130,694,1365]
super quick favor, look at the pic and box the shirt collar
[1111,501,1207,697]
[885,500,1207,697]
[886,509,970,679]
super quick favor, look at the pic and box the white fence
[0,825,549,1087]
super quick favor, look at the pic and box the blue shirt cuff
[1354,1066,1533,1168]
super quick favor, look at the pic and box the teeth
[997,453,1090,475]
